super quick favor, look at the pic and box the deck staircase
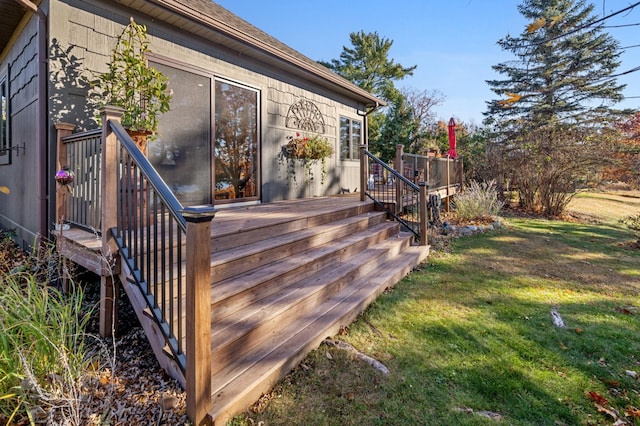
[159,196,428,424]
[55,119,442,425]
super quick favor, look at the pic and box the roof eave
[141,0,387,108]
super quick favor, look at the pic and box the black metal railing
[60,129,102,232]
[362,149,427,242]
[109,120,188,373]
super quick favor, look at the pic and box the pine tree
[484,0,629,215]
[486,0,625,125]
[321,31,416,105]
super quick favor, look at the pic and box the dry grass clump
[452,180,504,222]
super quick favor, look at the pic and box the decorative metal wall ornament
[286,99,325,133]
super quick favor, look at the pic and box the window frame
[339,116,362,161]
[0,64,10,166]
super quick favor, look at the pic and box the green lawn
[231,197,640,426]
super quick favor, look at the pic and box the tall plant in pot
[87,17,172,154]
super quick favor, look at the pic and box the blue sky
[214,0,640,125]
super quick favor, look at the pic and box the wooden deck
[55,194,430,424]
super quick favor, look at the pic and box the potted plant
[87,17,172,154]
[282,132,334,184]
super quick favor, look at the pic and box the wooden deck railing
[55,125,102,232]
[100,106,216,425]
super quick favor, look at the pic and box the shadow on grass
[343,219,640,425]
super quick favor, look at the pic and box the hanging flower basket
[282,133,334,184]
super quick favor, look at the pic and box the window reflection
[214,81,258,201]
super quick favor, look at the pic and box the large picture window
[0,71,9,166]
[339,116,361,161]
[151,60,260,205]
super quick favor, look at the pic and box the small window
[0,72,8,165]
[339,116,361,161]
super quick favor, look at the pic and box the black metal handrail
[109,120,188,373]
[363,150,426,242]
[60,129,102,232]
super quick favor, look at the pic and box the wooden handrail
[100,107,215,425]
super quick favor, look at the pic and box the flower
[285,133,334,161]
[282,133,334,184]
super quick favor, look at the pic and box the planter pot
[126,129,152,156]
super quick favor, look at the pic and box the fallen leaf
[326,351,333,360]
[587,391,608,405]
[602,378,621,387]
[625,370,637,379]
[558,341,568,350]
[575,327,584,334]
[0,186,9,195]
[613,420,628,426]
[161,393,178,411]
[595,403,619,420]
[626,406,640,418]
[616,307,634,315]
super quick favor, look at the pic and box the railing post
[419,182,428,246]
[359,145,367,201]
[182,206,217,426]
[394,144,404,215]
[54,123,75,226]
[99,106,124,338]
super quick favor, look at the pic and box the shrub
[452,180,504,221]
[620,214,640,244]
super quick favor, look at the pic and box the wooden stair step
[209,220,401,322]
[208,240,430,424]
[210,200,374,252]
[210,211,386,282]
[209,234,415,376]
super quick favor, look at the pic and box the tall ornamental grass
[452,180,504,221]
[0,270,92,424]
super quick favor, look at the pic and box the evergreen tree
[486,0,625,125]
[321,31,416,151]
[484,0,628,215]
[321,31,416,105]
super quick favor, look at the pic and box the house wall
[49,0,365,205]
[0,8,45,248]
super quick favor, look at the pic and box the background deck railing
[56,127,102,232]
[402,152,463,191]
[360,144,465,244]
